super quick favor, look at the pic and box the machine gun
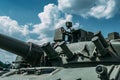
[0,22,120,80]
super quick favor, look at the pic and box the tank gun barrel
[0,33,44,66]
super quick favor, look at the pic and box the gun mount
[0,22,120,80]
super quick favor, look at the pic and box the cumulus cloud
[58,0,120,19]
[30,4,80,44]
[0,16,30,40]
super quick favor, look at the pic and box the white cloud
[58,0,96,18]
[0,16,30,39]
[58,0,120,19]
[31,4,80,44]
[89,0,117,19]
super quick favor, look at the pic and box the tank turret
[0,22,120,80]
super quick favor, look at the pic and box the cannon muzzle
[0,33,44,66]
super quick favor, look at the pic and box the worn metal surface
[0,65,120,80]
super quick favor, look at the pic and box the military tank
[0,22,120,80]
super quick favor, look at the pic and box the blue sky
[0,0,57,24]
[0,0,120,63]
